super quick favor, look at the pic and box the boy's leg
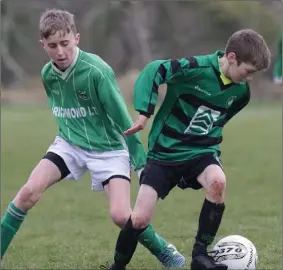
[2,136,85,259]
[97,155,184,268]
[90,150,185,267]
[101,162,184,269]
[104,178,184,268]
[136,164,184,267]
[1,156,66,258]
[111,184,159,269]
[189,156,228,270]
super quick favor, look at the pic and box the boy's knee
[131,212,150,229]
[110,208,130,228]
[14,184,42,211]
[207,176,226,203]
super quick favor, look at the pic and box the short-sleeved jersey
[41,47,146,170]
[134,50,250,164]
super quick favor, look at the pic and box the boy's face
[226,52,257,83]
[40,30,80,69]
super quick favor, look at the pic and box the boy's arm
[134,58,194,116]
[40,64,53,104]
[225,87,250,122]
[96,68,146,171]
[124,58,196,135]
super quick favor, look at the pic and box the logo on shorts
[78,90,89,100]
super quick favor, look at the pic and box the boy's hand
[124,114,149,135]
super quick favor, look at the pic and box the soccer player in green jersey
[103,29,271,270]
[0,9,185,268]
[273,32,282,84]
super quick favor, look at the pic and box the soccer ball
[209,235,258,269]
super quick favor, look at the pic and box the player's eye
[61,41,69,47]
[246,69,255,74]
[48,44,57,49]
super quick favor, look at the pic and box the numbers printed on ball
[211,242,247,262]
[210,235,258,270]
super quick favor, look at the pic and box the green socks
[114,219,168,266]
[138,224,167,257]
[1,202,27,258]
[1,203,166,260]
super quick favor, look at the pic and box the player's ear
[75,33,80,45]
[39,40,45,49]
[227,52,237,65]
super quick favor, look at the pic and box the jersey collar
[211,50,234,89]
[211,50,225,71]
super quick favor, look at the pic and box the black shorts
[140,154,223,199]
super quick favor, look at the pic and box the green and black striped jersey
[134,50,250,164]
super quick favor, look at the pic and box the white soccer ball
[210,235,258,270]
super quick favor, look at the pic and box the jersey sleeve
[40,63,53,101]
[95,68,147,171]
[40,64,49,86]
[226,85,250,122]
[133,57,197,116]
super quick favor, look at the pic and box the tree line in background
[1,0,282,89]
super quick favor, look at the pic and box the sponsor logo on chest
[78,90,89,100]
[52,106,99,118]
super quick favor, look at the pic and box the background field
[1,103,282,269]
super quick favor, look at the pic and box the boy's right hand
[124,114,149,136]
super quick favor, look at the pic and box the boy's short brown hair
[225,29,271,71]
[39,9,77,39]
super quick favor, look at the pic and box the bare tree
[1,1,27,88]
[131,1,152,65]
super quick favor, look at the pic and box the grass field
[1,103,282,269]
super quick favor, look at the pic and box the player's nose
[57,45,64,55]
[245,76,253,82]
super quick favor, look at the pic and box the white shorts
[45,136,131,191]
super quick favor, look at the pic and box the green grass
[1,103,282,269]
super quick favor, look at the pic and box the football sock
[194,199,225,256]
[1,202,27,258]
[114,216,146,266]
[138,223,167,257]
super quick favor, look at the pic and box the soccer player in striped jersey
[0,9,185,268]
[104,29,271,270]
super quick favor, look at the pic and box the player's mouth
[56,59,68,67]
[57,58,67,62]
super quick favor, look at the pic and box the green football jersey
[273,33,282,79]
[41,47,146,170]
[134,50,250,164]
